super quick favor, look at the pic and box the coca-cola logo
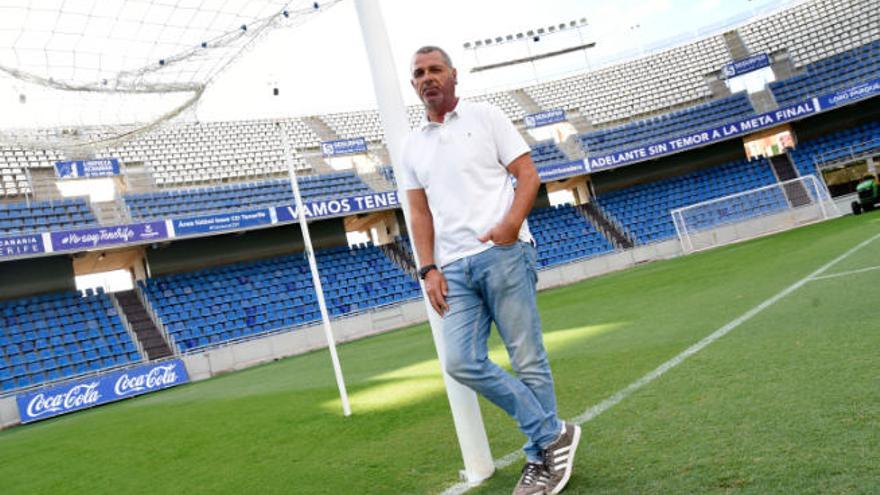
[25,382,101,418]
[114,364,179,396]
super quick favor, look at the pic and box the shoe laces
[541,448,557,474]
[521,462,545,486]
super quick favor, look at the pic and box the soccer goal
[671,174,839,253]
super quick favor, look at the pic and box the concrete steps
[511,88,543,114]
[91,200,129,226]
[27,168,63,201]
[770,154,812,207]
[577,202,634,249]
[722,30,750,60]
[114,290,174,360]
[303,116,339,143]
[123,162,158,194]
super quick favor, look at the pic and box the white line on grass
[439,232,880,495]
[810,265,880,281]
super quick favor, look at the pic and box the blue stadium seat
[770,40,880,106]
[790,121,880,177]
[528,205,614,267]
[0,198,98,236]
[142,243,422,353]
[124,171,377,220]
[0,291,142,394]
[580,93,756,155]
[596,158,780,244]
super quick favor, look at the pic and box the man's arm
[407,188,449,315]
[478,151,540,245]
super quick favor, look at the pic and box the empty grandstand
[0,0,876,468]
[579,92,757,155]
[596,158,781,243]
[0,199,98,236]
[790,120,880,178]
[142,242,421,353]
[770,40,880,106]
[125,172,375,220]
[529,205,614,266]
[0,2,879,495]
[0,290,141,392]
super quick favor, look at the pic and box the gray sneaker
[512,461,550,495]
[542,422,582,495]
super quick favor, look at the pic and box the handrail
[109,293,147,363]
[811,136,880,169]
[134,285,179,357]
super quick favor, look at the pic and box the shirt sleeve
[487,104,531,168]
[398,134,424,190]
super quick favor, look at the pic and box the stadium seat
[0,198,98,236]
[124,171,376,220]
[0,291,141,394]
[142,243,422,353]
[596,158,781,244]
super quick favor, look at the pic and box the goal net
[671,174,839,253]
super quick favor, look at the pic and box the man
[399,45,581,495]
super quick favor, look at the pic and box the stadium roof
[0,0,800,128]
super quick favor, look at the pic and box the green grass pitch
[1,214,879,494]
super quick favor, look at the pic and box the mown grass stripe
[441,231,880,495]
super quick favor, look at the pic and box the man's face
[410,50,457,109]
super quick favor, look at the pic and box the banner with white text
[17,359,189,423]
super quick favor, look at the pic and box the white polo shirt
[400,100,533,268]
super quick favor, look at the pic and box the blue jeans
[441,241,562,462]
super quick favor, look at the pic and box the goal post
[671,174,839,253]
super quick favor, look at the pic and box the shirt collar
[418,99,465,131]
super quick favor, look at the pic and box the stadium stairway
[27,168,64,201]
[748,88,779,113]
[301,152,337,175]
[510,88,543,115]
[92,200,129,225]
[769,153,812,207]
[518,126,539,147]
[576,202,634,249]
[379,238,417,278]
[558,135,586,161]
[722,30,750,60]
[124,162,159,194]
[359,168,396,193]
[565,109,595,134]
[114,290,174,360]
[303,115,340,142]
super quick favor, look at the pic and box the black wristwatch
[418,264,438,280]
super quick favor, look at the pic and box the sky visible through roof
[196,0,795,120]
[0,0,797,130]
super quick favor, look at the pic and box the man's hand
[424,269,449,316]
[478,219,519,246]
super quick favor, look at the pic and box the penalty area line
[439,231,880,495]
[810,264,880,281]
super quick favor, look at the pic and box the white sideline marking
[439,232,880,495]
[810,265,880,281]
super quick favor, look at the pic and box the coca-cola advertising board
[16,359,189,423]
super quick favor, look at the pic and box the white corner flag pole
[354,0,494,484]
[277,123,352,417]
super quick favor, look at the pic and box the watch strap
[418,264,438,279]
